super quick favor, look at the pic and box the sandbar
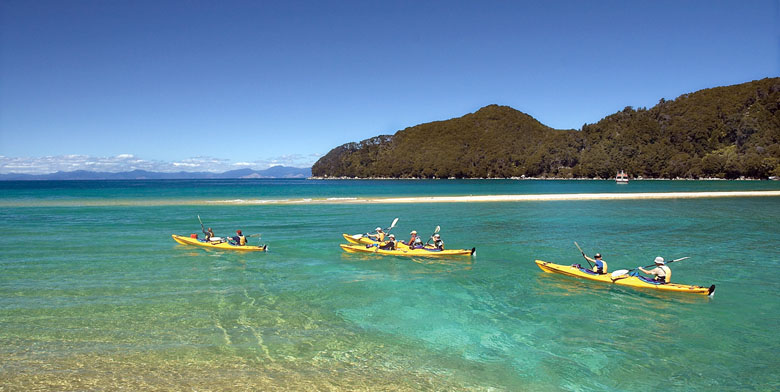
[209,190,780,205]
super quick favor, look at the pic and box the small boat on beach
[616,170,629,184]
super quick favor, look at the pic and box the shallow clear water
[1,180,779,390]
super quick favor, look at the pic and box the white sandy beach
[210,190,780,205]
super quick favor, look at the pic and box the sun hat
[410,230,417,234]
[376,227,382,231]
[595,253,602,258]
[654,256,665,264]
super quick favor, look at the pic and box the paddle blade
[611,269,629,278]
[390,218,399,229]
[434,225,440,234]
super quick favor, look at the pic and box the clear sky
[1,0,778,174]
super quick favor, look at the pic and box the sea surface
[1,179,779,391]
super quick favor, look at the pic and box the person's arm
[583,255,595,263]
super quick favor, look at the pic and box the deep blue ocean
[1,179,779,390]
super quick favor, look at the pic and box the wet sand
[211,190,780,205]
[3,191,779,207]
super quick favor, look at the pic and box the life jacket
[593,259,608,274]
[410,235,422,247]
[238,235,246,246]
[433,239,444,250]
[376,232,386,242]
[657,265,671,283]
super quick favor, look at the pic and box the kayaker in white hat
[379,234,397,250]
[638,256,671,283]
[407,230,423,249]
[431,233,444,250]
[368,227,386,242]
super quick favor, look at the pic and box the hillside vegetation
[312,78,780,179]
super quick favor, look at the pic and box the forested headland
[312,77,780,179]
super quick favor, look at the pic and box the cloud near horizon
[0,154,320,175]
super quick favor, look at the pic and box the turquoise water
[1,180,779,390]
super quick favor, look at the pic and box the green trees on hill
[312,78,780,179]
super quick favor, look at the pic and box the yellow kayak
[340,243,475,257]
[535,260,715,295]
[341,233,437,250]
[172,234,267,252]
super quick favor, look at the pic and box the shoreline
[308,176,777,181]
[207,190,780,205]
[2,191,778,207]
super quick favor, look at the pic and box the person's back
[408,231,423,248]
[369,227,385,242]
[592,254,607,274]
[232,230,247,246]
[432,234,444,250]
[639,257,671,283]
[580,252,608,274]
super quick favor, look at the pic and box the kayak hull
[535,260,714,295]
[172,234,267,252]
[342,233,433,250]
[340,243,475,257]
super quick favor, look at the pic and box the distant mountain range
[0,166,312,180]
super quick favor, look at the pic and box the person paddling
[229,230,247,246]
[204,228,216,242]
[638,257,671,283]
[431,233,444,250]
[368,227,386,242]
[583,252,608,274]
[379,234,397,250]
[407,230,423,249]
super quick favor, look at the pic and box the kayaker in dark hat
[583,252,608,274]
[379,234,397,250]
[229,230,247,246]
[638,257,671,283]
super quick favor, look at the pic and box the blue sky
[1,0,778,174]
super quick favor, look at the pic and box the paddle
[574,241,594,269]
[611,257,690,279]
[197,215,206,234]
[386,217,399,232]
[425,225,441,245]
[360,218,399,238]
